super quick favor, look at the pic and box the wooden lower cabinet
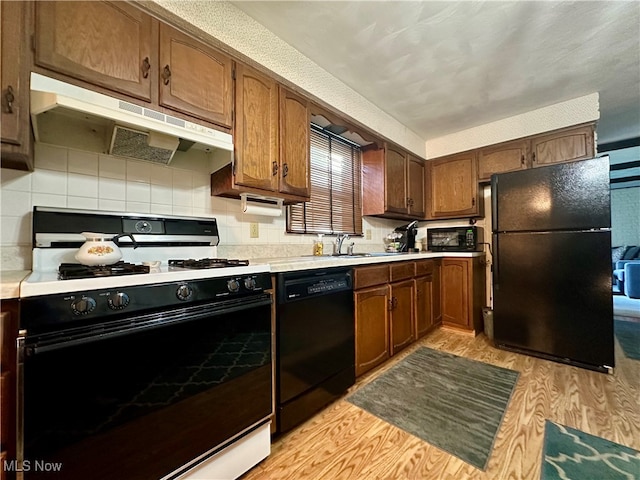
[354,285,390,377]
[415,274,434,338]
[389,280,415,355]
[441,257,485,333]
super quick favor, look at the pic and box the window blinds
[287,126,363,235]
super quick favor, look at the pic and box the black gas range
[16,207,273,480]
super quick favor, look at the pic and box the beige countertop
[1,270,30,299]
[255,251,484,273]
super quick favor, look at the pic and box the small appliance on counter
[387,221,419,252]
[427,226,483,252]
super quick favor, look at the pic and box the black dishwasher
[276,267,355,433]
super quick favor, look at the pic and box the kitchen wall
[425,93,600,158]
[611,187,640,247]
[0,143,403,270]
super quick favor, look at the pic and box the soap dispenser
[313,234,324,256]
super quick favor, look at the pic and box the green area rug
[542,421,640,480]
[346,347,519,470]
[614,318,640,360]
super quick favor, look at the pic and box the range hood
[30,72,233,165]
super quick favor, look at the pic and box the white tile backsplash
[1,146,396,268]
[32,169,67,195]
[68,173,98,198]
[68,150,99,176]
[34,144,67,171]
[99,177,126,200]
[126,182,151,203]
[99,155,126,179]
[127,160,151,183]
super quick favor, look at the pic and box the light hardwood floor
[243,326,640,480]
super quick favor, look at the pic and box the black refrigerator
[491,156,614,373]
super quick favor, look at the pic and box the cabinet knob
[272,161,278,176]
[141,57,151,79]
[161,65,172,86]
[4,85,14,114]
[282,162,289,178]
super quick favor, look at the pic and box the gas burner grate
[58,262,151,280]
[168,258,250,269]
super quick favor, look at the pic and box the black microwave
[427,226,483,252]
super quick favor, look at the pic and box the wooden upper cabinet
[278,86,310,198]
[1,0,33,170]
[407,155,426,218]
[531,124,595,168]
[385,145,408,214]
[363,143,427,220]
[478,139,529,182]
[428,151,480,219]
[35,1,154,102]
[234,63,279,192]
[158,24,232,127]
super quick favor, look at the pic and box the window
[287,125,362,235]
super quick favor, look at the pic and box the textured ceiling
[232,1,640,144]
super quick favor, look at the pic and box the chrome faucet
[335,234,350,255]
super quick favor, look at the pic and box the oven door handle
[24,294,272,356]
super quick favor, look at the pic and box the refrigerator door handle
[492,233,499,290]
[491,175,498,232]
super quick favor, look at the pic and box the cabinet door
[441,258,470,328]
[1,1,32,170]
[158,24,232,127]
[407,155,426,218]
[390,280,415,355]
[531,124,595,167]
[428,152,479,218]
[477,139,529,182]
[433,259,442,324]
[415,275,434,338]
[355,285,390,377]
[385,144,408,214]
[35,1,153,102]
[234,64,279,192]
[279,86,310,198]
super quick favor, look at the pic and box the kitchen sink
[331,252,406,258]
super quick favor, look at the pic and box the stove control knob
[227,279,240,293]
[72,296,97,315]
[176,284,193,301]
[244,277,257,291]
[107,292,130,310]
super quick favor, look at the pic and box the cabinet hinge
[31,34,36,52]
[232,68,236,81]
[232,160,236,176]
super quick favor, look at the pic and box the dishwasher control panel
[278,268,353,303]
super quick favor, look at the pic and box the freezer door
[491,157,610,232]
[493,230,614,368]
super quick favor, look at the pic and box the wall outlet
[249,223,259,238]
[365,229,372,240]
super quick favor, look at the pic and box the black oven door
[17,294,272,480]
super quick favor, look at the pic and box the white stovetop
[20,246,270,297]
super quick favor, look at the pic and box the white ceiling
[232,1,640,145]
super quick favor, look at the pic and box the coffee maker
[394,221,419,252]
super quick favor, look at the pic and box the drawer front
[415,260,434,276]
[390,262,416,282]
[354,264,390,289]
